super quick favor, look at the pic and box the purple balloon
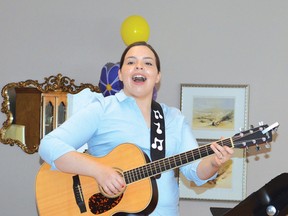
[99,62,158,100]
[99,62,123,97]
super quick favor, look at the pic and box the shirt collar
[115,89,134,103]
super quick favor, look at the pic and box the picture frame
[179,84,249,201]
[180,84,249,140]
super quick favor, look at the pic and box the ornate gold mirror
[0,74,100,154]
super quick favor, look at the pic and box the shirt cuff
[180,160,218,186]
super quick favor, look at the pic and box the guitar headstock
[233,122,279,149]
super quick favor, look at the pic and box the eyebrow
[126,56,154,61]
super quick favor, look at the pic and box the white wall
[1,1,287,215]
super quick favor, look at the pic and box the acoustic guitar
[35,122,279,216]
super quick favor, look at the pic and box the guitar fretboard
[124,138,234,184]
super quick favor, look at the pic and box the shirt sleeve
[38,99,104,169]
[178,116,217,186]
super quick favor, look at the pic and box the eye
[145,62,153,66]
[125,58,136,65]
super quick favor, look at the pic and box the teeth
[132,75,147,82]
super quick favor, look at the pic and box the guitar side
[35,143,157,216]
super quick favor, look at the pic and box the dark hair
[119,41,161,72]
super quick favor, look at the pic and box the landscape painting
[192,97,235,131]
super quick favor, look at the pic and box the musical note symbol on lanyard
[151,137,164,151]
[153,110,163,120]
[153,122,162,134]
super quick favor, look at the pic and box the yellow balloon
[121,15,150,46]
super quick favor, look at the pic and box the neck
[136,98,152,128]
[135,95,152,128]
[122,89,153,127]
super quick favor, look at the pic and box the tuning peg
[239,127,244,132]
[259,121,264,126]
[262,137,267,142]
[245,146,249,153]
[250,125,254,129]
[262,122,280,134]
[256,144,261,151]
[265,142,271,149]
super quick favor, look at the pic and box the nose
[135,62,144,70]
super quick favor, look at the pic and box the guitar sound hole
[89,193,123,215]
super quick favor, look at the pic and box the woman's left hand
[210,141,234,168]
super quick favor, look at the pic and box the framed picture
[180,84,249,139]
[179,84,249,201]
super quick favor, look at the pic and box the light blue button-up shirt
[39,90,215,216]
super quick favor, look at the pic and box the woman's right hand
[54,151,126,197]
[93,163,126,196]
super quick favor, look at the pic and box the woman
[39,41,233,215]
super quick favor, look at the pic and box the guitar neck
[123,122,279,184]
[124,137,234,184]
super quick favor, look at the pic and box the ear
[118,69,123,81]
[155,71,161,84]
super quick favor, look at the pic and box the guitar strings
[124,127,265,184]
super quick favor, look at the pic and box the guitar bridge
[73,175,87,213]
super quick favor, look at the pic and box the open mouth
[132,75,147,82]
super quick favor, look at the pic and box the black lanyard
[150,100,165,179]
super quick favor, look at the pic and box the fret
[129,170,134,184]
[139,166,145,179]
[147,164,153,177]
[190,150,195,161]
[175,155,182,167]
[124,170,132,184]
[153,161,161,174]
[198,147,201,158]
[172,155,177,167]
[131,170,136,182]
[164,158,171,170]
[217,139,223,147]
[229,138,234,148]
[163,159,168,171]
[155,161,161,173]
[162,159,170,171]
[179,154,183,165]
[180,152,188,164]
[137,166,143,181]
[204,147,208,157]
[216,138,233,148]
[144,163,151,178]
[193,148,200,160]
[124,172,129,184]
[134,167,140,181]
[149,163,154,176]
[153,162,160,175]
[185,152,189,164]
[199,146,206,158]
[167,157,172,170]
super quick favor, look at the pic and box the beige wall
[1,1,287,215]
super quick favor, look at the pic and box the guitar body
[36,143,158,216]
